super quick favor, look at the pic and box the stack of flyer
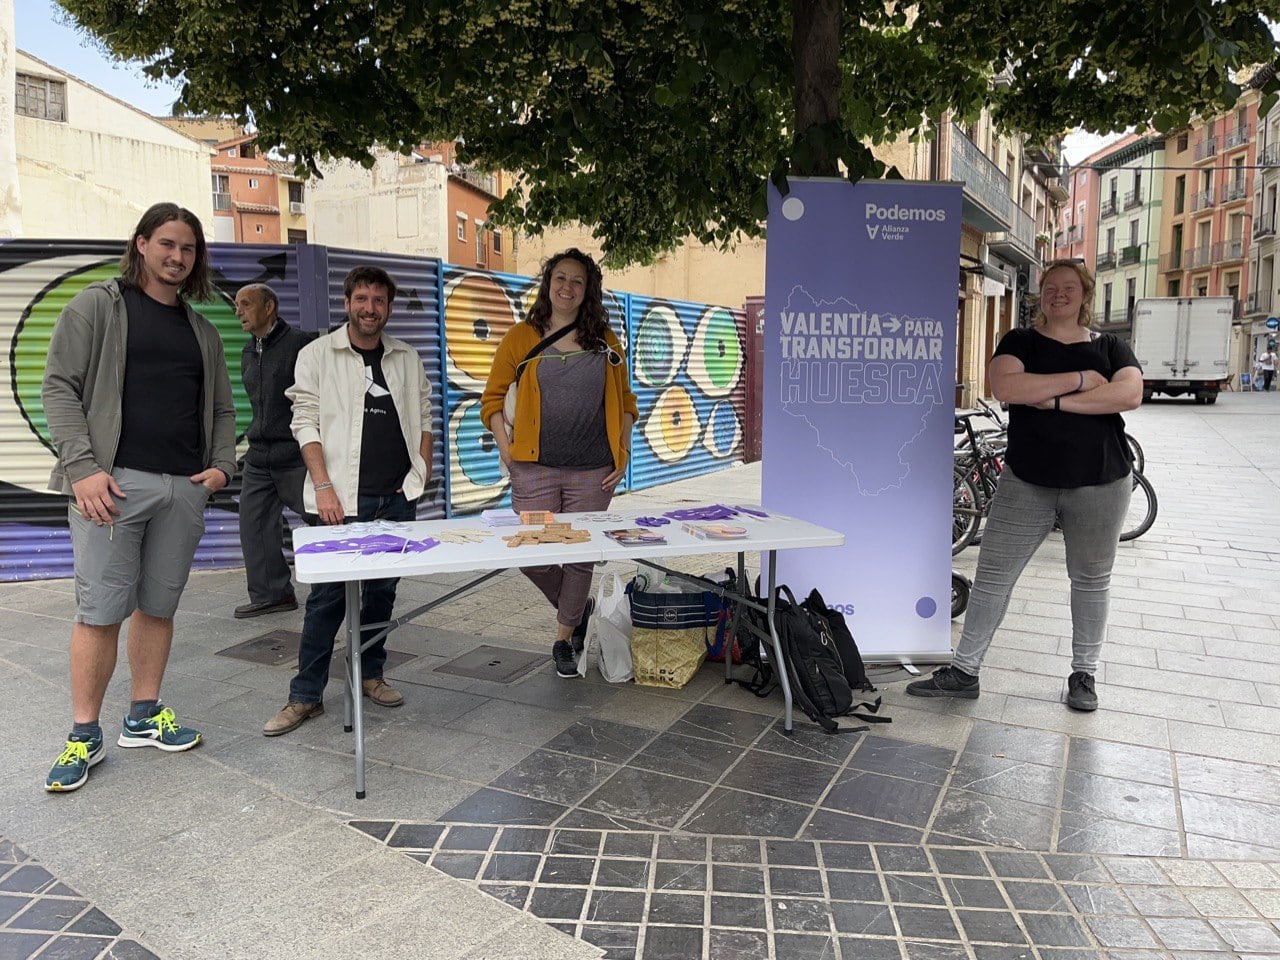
[604,528,667,546]
[682,522,749,540]
[480,508,522,528]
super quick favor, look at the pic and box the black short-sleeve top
[993,328,1141,488]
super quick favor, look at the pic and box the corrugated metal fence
[0,241,747,582]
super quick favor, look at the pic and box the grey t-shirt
[535,345,614,469]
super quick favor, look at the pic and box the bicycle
[952,407,1007,555]
[952,399,1153,550]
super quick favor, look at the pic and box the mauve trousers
[508,461,615,630]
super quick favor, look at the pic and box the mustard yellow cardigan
[480,322,640,469]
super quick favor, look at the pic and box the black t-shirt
[993,328,1141,488]
[113,285,204,476]
[353,342,410,496]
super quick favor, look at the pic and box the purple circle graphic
[916,597,938,618]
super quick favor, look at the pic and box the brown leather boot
[263,701,324,737]
[361,678,404,707]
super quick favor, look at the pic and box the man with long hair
[41,202,237,791]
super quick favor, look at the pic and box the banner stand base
[863,652,954,668]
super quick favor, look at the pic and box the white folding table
[292,505,844,797]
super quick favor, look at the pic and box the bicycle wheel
[953,466,981,555]
[1119,470,1157,542]
[1125,433,1145,474]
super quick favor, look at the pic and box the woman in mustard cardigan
[481,249,639,678]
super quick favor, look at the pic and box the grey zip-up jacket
[41,279,239,494]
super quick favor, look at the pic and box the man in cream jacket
[264,265,433,736]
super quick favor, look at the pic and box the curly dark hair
[343,264,397,301]
[118,203,213,302]
[526,248,610,347]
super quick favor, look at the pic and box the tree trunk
[791,0,841,177]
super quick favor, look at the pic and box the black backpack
[802,588,874,693]
[725,576,777,698]
[772,585,889,734]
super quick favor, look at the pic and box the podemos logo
[864,202,946,241]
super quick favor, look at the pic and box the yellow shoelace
[55,740,90,766]
[149,707,179,734]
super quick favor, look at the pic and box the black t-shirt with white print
[352,342,410,497]
[993,327,1141,488]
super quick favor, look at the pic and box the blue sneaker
[118,705,202,752]
[45,734,105,792]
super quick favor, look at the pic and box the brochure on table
[762,178,962,662]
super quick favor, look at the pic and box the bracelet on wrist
[313,481,334,491]
[1076,370,1085,393]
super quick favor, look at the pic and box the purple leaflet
[664,504,739,522]
[296,535,441,555]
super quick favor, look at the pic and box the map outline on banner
[777,284,947,495]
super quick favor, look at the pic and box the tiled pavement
[2,391,1279,959]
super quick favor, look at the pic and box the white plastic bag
[579,574,634,682]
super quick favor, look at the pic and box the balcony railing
[1159,250,1184,273]
[1224,125,1252,150]
[213,192,232,211]
[452,165,498,196]
[1247,290,1273,314]
[1122,190,1143,210]
[1190,190,1215,212]
[950,124,1011,227]
[1220,180,1249,204]
[1119,244,1142,265]
[1184,245,1211,269]
[1096,250,1117,271]
[1263,143,1280,168]
[1056,225,1083,247]
[1254,213,1276,238]
[1211,238,1247,262]
[1099,197,1118,218]
[1194,136,1218,162]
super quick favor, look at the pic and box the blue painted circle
[915,597,938,618]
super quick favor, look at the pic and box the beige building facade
[307,149,449,260]
[8,51,212,239]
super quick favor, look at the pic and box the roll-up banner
[762,178,963,663]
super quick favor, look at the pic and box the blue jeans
[952,468,1130,678]
[289,492,417,704]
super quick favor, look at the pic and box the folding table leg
[763,551,794,733]
[344,580,368,799]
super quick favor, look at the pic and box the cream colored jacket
[287,323,433,514]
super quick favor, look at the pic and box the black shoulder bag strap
[515,321,578,385]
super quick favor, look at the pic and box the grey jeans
[952,468,1131,677]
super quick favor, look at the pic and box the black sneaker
[570,598,595,654]
[552,640,578,678]
[1066,671,1097,711]
[905,665,980,699]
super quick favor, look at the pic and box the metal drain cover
[435,645,544,683]
[218,630,414,671]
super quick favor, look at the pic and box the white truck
[1129,297,1233,404]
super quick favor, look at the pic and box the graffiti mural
[628,296,747,491]
[1,243,746,583]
